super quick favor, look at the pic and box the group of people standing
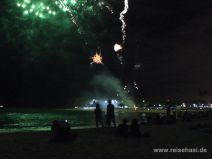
[50,100,145,142]
[94,99,116,128]
[94,100,144,137]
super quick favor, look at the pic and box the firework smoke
[89,73,135,107]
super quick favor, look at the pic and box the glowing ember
[114,43,123,52]
[90,53,103,64]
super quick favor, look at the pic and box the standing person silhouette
[95,103,104,128]
[166,99,171,117]
[106,100,116,127]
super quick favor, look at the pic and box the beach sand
[0,120,212,159]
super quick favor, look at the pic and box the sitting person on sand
[118,118,129,137]
[129,119,141,137]
[51,120,60,141]
[140,113,148,124]
[50,120,76,142]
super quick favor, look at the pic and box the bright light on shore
[133,105,138,111]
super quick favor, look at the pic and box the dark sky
[1,0,212,106]
[124,0,212,101]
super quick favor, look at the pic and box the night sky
[126,0,212,102]
[1,0,212,107]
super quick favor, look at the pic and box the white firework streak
[58,0,78,26]
[104,3,114,14]
[98,1,114,14]
[119,0,129,43]
[105,5,114,14]
[58,0,85,37]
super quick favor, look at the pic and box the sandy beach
[0,120,212,159]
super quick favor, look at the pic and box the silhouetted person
[167,107,171,116]
[118,118,129,137]
[51,120,60,142]
[183,109,192,122]
[166,100,171,117]
[140,113,148,124]
[106,99,116,127]
[95,103,104,128]
[156,113,164,124]
[50,120,76,143]
[130,119,141,137]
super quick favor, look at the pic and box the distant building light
[193,104,197,108]
[182,103,186,108]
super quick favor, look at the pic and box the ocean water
[0,108,139,133]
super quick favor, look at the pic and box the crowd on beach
[50,99,212,143]
[50,99,148,142]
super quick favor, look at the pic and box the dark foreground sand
[0,120,212,159]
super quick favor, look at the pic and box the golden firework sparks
[90,52,103,64]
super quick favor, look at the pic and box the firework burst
[114,43,124,64]
[90,52,103,64]
[114,43,123,52]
